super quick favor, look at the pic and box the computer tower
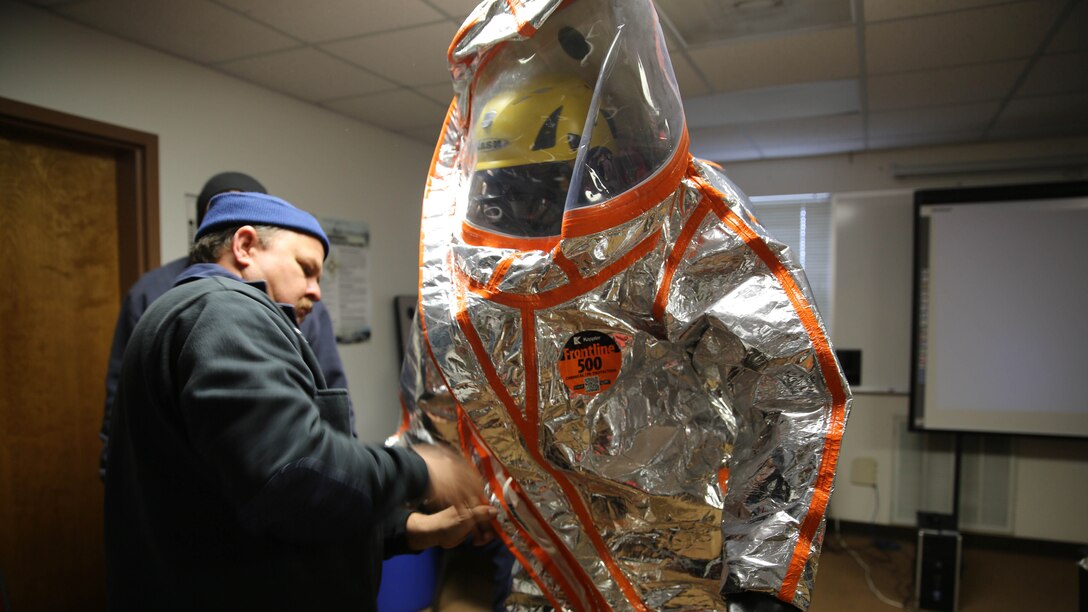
[915,529,962,611]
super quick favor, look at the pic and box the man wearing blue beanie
[98,171,350,481]
[104,192,496,611]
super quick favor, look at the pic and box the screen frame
[909,180,1088,439]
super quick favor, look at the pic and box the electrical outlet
[851,457,878,487]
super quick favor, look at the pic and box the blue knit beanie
[196,171,266,225]
[196,192,330,258]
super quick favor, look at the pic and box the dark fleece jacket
[105,266,428,611]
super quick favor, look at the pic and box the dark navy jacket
[104,265,427,611]
[100,256,350,479]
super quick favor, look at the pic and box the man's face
[241,229,324,323]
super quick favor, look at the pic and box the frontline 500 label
[558,331,622,396]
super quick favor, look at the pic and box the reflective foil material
[392,0,850,609]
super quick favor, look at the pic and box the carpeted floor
[425,524,1085,611]
[812,526,1082,612]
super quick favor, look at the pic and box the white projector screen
[910,181,1088,438]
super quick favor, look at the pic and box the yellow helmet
[474,75,615,170]
[467,75,618,238]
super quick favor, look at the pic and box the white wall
[0,0,433,440]
[724,140,1088,544]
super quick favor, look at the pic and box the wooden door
[0,99,157,612]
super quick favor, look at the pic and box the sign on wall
[320,217,372,344]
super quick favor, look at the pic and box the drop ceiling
[17,0,1088,162]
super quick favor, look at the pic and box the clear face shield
[464,0,686,239]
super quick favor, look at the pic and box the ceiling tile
[659,26,713,98]
[868,102,998,138]
[656,0,852,47]
[217,47,397,102]
[323,89,448,131]
[867,60,1024,111]
[1019,52,1088,96]
[746,113,864,144]
[688,124,762,162]
[661,21,686,50]
[218,0,445,43]
[689,26,857,93]
[863,0,1011,23]
[866,0,1065,74]
[686,80,859,127]
[989,92,1088,139]
[414,82,456,105]
[670,53,713,98]
[1046,0,1088,53]
[867,130,982,151]
[55,0,297,63]
[744,113,865,157]
[757,138,864,159]
[400,125,446,145]
[427,0,484,21]
[26,0,1088,157]
[322,22,459,87]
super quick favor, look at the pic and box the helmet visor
[467,161,572,238]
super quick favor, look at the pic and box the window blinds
[749,193,832,321]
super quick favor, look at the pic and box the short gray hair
[189,225,282,264]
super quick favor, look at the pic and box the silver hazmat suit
[393,0,851,609]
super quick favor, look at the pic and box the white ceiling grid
[17,0,1088,162]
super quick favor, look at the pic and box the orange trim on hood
[561,128,690,238]
[505,0,538,36]
[461,222,561,251]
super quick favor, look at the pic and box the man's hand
[412,443,487,510]
[405,505,498,550]
[407,443,498,550]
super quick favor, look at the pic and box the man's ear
[231,226,260,269]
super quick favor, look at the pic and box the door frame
[0,96,159,291]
